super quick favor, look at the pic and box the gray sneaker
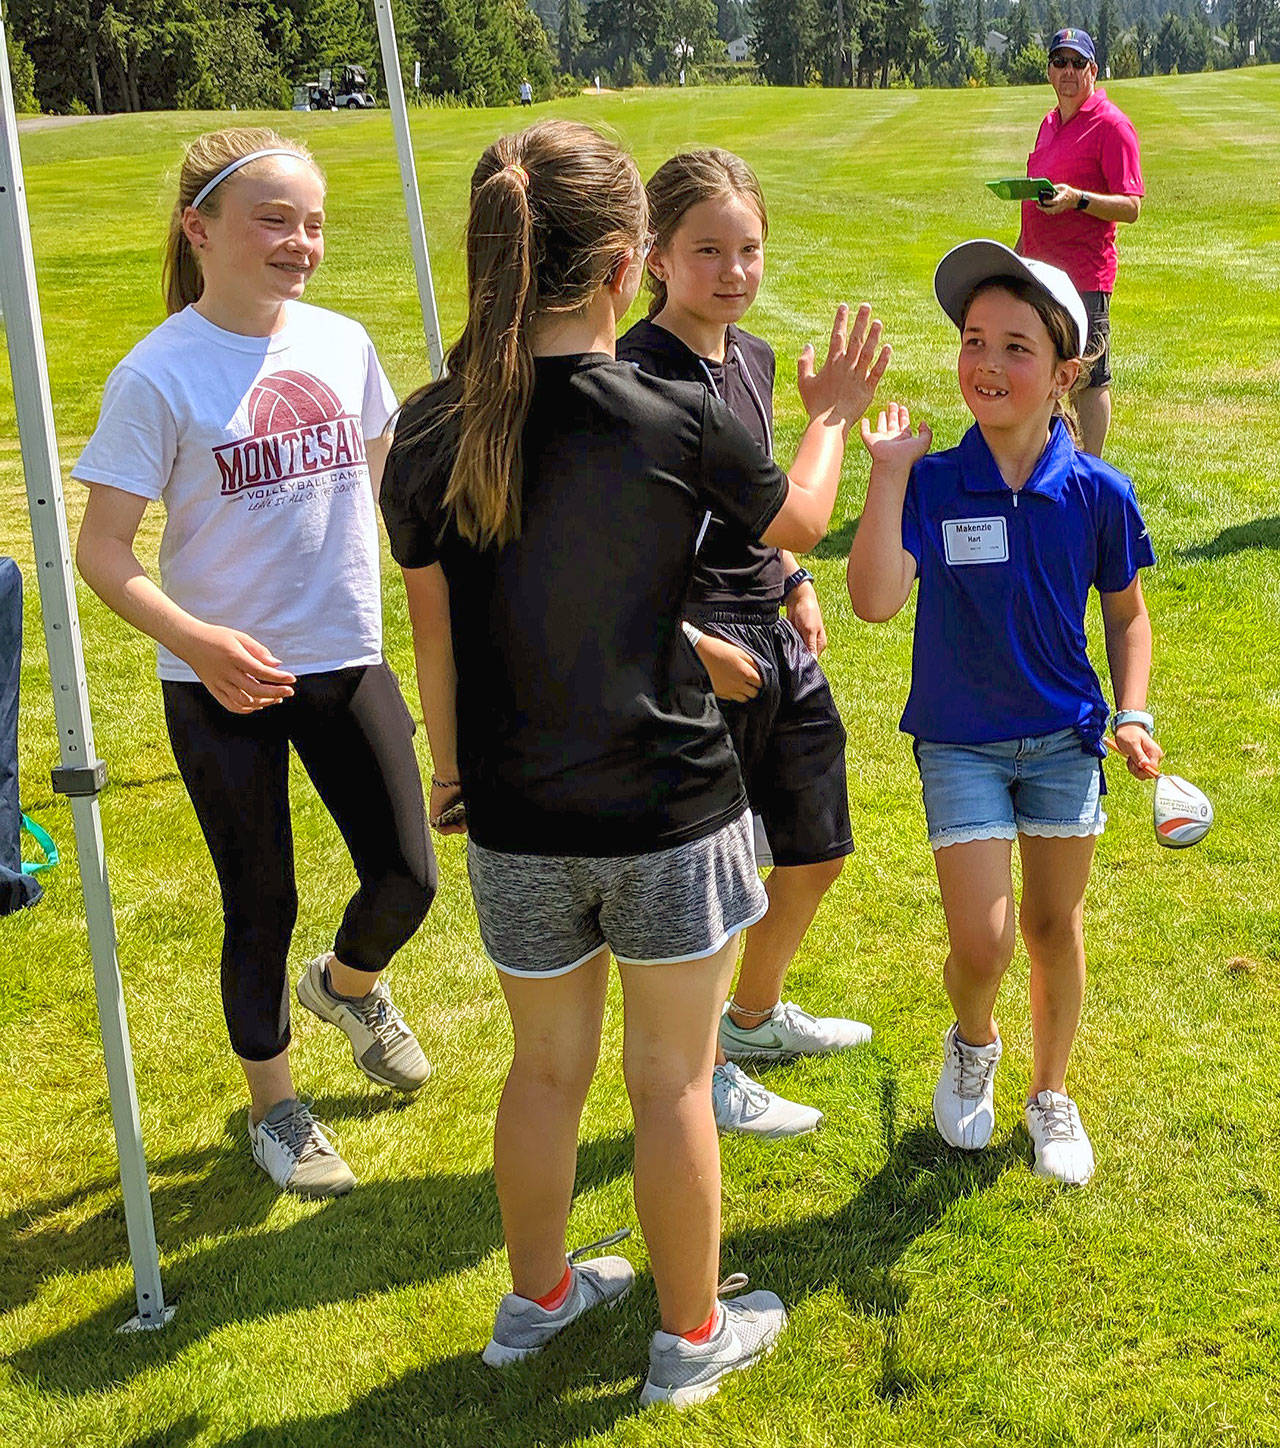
[482,1230,634,1367]
[296,954,430,1092]
[247,1098,356,1198]
[712,1062,823,1138]
[640,1276,787,1408]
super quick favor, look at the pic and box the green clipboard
[986,177,1055,202]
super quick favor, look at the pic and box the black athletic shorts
[688,603,854,868]
[1080,289,1112,389]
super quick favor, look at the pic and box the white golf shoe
[1025,1090,1095,1186]
[719,1000,872,1063]
[712,1062,822,1138]
[933,1022,1002,1150]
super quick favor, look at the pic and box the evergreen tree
[557,0,586,70]
[5,18,39,110]
[750,0,817,83]
[1094,0,1113,67]
[973,0,987,46]
[935,0,965,60]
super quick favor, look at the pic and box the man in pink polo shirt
[1017,27,1144,457]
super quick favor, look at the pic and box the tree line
[4,0,1277,115]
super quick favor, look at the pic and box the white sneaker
[1025,1090,1095,1186]
[247,1098,356,1198]
[933,1022,1002,1150]
[712,1062,822,1138]
[719,1000,872,1063]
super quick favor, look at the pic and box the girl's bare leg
[620,935,739,1334]
[493,948,611,1299]
[933,837,1016,1045]
[1017,833,1096,1095]
[726,858,846,1025]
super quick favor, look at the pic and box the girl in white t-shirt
[74,128,436,1199]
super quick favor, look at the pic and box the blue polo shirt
[900,419,1155,751]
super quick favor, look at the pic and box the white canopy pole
[0,26,172,1331]
[372,0,445,376]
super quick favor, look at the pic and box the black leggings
[163,662,436,1061]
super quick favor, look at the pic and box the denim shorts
[913,727,1106,850]
[466,810,768,976]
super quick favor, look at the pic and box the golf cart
[334,65,375,109]
[291,65,375,111]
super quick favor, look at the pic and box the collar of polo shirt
[958,418,1076,501]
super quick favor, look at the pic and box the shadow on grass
[1177,515,1280,561]
[720,1077,1022,1404]
[6,1122,634,1402]
[120,1347,649,1448]
[812,515,859,560]
[13,1082,1017,1443]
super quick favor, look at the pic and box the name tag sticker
[943,516,1009,565]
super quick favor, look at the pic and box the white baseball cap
[933,239,1088,358]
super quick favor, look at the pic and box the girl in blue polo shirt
[847,240,1162,1186]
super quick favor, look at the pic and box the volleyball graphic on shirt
[213,369,366,496]
[248,370,346,433]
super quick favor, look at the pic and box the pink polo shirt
[1020,88,1144,293]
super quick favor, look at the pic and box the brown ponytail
[162,127,321,315]
[961,276,1098,445]
[401,119,647,549]
[643,149,768,318]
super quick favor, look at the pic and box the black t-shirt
[618,318,785,606]
[380,353,790,856]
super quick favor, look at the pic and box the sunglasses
[1049,54,1092,69]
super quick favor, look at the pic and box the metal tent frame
[0,10,442,1331]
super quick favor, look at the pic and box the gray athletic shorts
[466,810,768,976]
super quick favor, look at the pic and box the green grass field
[2,71,1279,1447]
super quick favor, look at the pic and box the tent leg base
[118,1303,176,1334]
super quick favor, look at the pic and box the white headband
[189,148,303,211]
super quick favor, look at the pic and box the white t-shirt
[74,302,399,682]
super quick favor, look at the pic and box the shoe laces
[266,1102,337,1163]
[715,1063,771,1115]
[717,1272,749,1298]
[1029,1092,1080,1141]
[776,1002,819,1037]
[953,1038,999,1099]
[567,1227,631,1264]
[349,983,407,1044]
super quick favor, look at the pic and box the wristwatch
[1112,708,1154,735]
[1075,191,1092,211]
[783,567,815,598]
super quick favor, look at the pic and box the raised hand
[184,625,296,714]
[797,302,892,435]
[860,402,933,472]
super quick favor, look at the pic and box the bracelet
[1075,191,1091,212]
[681,621,704,648]
[727,997,779,1020]
[1112,709,1154,736]
[431,774,462,789]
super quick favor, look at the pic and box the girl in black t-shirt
[619,151,874,1143]
[381,119,887,1406]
